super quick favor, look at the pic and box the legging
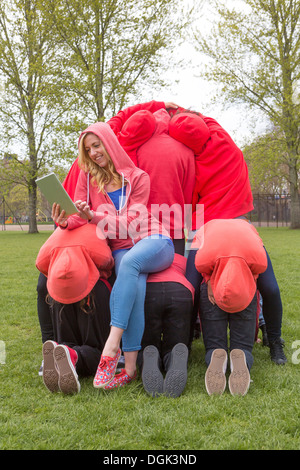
[110,235,174,352]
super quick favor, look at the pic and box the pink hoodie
[66,122,170,251]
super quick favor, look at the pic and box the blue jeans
[110,236,174,352]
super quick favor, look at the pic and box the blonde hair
[78,133,122,193]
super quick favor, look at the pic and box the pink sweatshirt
[66,122,170,251]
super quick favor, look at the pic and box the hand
[207,280,216,305]
[75,200,94,221]
[51,203,68,227]
[165,102,179,109]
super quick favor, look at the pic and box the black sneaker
[269,337,287,365]
[260,324,269,347]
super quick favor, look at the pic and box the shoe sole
[205,349,227,396]
[163,343,188,398]
[229,349,250,396]
[42,341,59,393]
[142,346,164,397]
[54,345,80,395]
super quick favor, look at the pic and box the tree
[243,130,291,193]
[194,0,300,228]
[0,0,195,232]
[0,0,74,233]
[46,0,193,122]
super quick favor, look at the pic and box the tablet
[36,173,79,216]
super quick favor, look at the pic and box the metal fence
[0,193,296,228]
[249,194,291,227]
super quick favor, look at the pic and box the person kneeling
[194,219,268,396]
[140,254,194,398]
[36,224,114,394]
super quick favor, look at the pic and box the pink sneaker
[93,348,121,388]
[104,369,137,390]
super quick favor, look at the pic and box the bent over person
[193,219,268,396]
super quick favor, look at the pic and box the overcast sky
[153,0,269,148]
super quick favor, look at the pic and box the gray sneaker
[163,343,188,398]
[142,345,164,397]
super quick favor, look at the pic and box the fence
[249,194,291,227]
[0,193,295,228]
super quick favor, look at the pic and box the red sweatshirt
[169,111,254,229]
[63,101,253,233]
[194,219,267,313]
[66,122,170,251]
[108,105,195,239]
[147,253,194,298]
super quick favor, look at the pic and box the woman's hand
[207,280,216,305]
[52,203,68,227]
[75,200,94,221]
[165,101,179,109]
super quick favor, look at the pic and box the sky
[153,0,269,148]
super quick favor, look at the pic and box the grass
[0,227,299,451]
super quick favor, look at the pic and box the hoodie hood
[169,112,211,154]
[47,246,101,304]
[116,110,156,165]
[36,224,114,303]
[210,257,257,313]
[78,122,137,178]
[153,108,170,135]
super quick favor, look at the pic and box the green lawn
[0,227,299,451]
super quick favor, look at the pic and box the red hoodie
[36,224,114,303]
[63,101,253,232]
[194,219,267,313]
[169,112,254,228]
[107,100,165,135]
[66,122,170,251]
[109,107,195,239]
[147,253,194,298]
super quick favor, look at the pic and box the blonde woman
[52,122,174,389]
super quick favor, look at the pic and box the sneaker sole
[205,348,227,396]
[54,345,80,395]
[42,341,59,393]
[163,343,188,398]
[229,349,250,396]
[142,346,164,397]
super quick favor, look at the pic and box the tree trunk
[28,179,38,233]
[289,164,300,229]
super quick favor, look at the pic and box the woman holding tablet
[52,122,174,390]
